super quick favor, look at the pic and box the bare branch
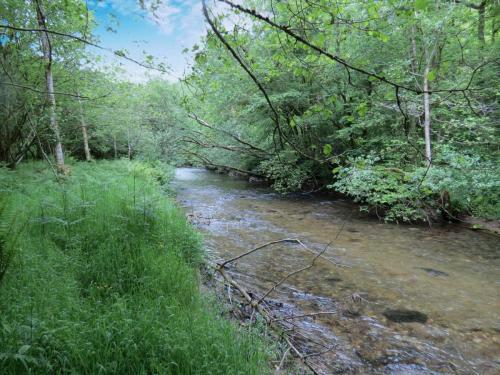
[215,266,321,374]
[257,241,331,303]
[219,238,303,268]
[202,1,322,162]
[0,81,112,100]
[188,113,269,155]
[0,24,176,78]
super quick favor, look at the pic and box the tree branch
[217,0,495,95]
[0,81,111,100]
[0,24,175,77]
[188,113,269,155]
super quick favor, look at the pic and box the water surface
[173,168,499,374]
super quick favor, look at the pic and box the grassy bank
[0,160,271,374]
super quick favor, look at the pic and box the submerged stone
[417,267,449,277]
[325,277,342,285]
[383,309,428,323]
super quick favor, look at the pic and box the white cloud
[90,0,252,82]
[147,3,182,34]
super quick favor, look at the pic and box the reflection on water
[173,168,500,374]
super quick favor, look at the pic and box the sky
[87,0,209,82]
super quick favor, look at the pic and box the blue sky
[87,0,208,82]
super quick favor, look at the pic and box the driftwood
[219,238,350,269]
[208,207,353,373]
[216,266,321,374]
[213,237,351,374]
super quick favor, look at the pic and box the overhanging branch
[217,0,495,95]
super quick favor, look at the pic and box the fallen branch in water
[215,266,321,374]
[219,238,301,267]
[273,311,338,322]
[258,242,332,303]
[303,346,337,359]
[218,237,349,269]
[213,221,350,373]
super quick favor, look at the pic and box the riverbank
[0,161,272,374]
[201,165,500,234]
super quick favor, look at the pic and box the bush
[258,151,311,193]
[331,150,500,222]
[330,155,431,222]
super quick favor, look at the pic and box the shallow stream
[173,168,499,374]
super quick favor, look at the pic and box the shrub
[258,151,311,193]
[331,150,500,222]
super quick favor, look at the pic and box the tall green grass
[0,160,271,374]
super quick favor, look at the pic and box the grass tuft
[0,160,271,374]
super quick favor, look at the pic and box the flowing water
[173,168,500,375]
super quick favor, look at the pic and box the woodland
[0,0,499,373]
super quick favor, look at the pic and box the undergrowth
[0,160,272,374]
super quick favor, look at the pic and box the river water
[173,167,499,375]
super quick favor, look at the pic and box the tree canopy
[1,0,498,221]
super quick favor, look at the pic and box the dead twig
[215,266,320,374]
[273,311,338,322]
[258,242,332,303]
[219,238,301,268]
[303,345,337,359]
[274,347,290,374]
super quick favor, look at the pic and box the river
[173,167,499,375]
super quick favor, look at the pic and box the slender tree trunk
[34,0,65,171]
[127,129,132,160]
[77,94,91,161]
[478,1,486,43]
[408,24,419,140]
[113,135,118,159]
[493,3,498,42]
[410,25,419,72]
[423,65,432,166]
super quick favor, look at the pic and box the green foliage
[420,147,500,219]
[331,156,431,222]
[258,151,311,193]
[185,0,499,221]
[332,150,500,221]
[0,161,272,374]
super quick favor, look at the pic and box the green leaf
[331,166,341,175]
[427,70,436,81]
[323,144,333,156]
[414,0,430,10]
[357,102,367,117]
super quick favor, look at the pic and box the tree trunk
[7,129,36,169]
[77,94,91,161]
[113,135,118,159]
[478,1,486,43]
[407,24,419,141]
[34,0,65,171]
[410,25,419,72]
[127,129,132,160]
[423,66,432,166]
[493,3,498,42]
